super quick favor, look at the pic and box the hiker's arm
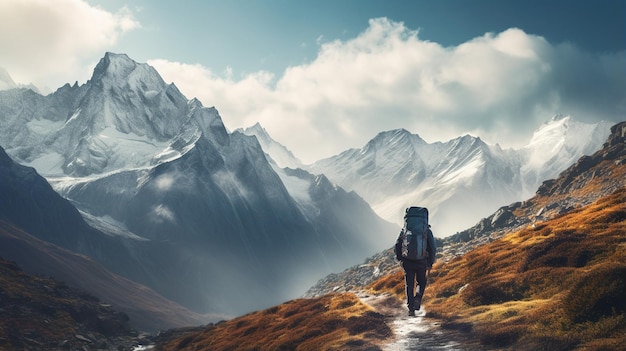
[427,229,437,267]
[394,230,404,261]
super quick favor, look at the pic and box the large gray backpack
[401,207,429,260]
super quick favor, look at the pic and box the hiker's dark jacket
[394,228,437,267]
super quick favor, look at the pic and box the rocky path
[359,293,487,351]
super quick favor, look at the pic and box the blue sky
[1,0,624,162]
[95,0,626,76]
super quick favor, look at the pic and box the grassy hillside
[371,188,625,350]
[155,293,391,351]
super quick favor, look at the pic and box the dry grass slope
[156,293,391,351]
[371,188,626,350]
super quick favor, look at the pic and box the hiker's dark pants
[402,259,428,310]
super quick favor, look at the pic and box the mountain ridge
[306,116,612,236]
[0,52,397,317]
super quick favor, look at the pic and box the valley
[0,51,623,350]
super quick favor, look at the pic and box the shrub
[564,265,626,323]
[477,324,524,347]
[462,277,526,306]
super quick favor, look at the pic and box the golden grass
[157,293,391,351]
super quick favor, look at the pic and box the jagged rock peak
[363,128,426,153]
[92,52,135,80]
[90,52,164,88]
[244,122,271,142]
[606,121,626,148]
[373,128,423,142]
[550,113,569,122]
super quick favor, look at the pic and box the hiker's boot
[408,309,415,317]
[414,294,422,311]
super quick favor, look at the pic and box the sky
[0,0,624,163]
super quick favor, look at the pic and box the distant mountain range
[229,107,610,240]
[305,116,611,236]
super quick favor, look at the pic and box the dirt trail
[359,293,488,351]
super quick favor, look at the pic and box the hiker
[394,207,437,316]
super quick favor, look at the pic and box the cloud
[152,18,625,163]
[154,173,176,192]
[152,204,176,224]
[0,0,139,88]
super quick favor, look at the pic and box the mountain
[0,146,211,332]
[445,120,626,249]
[0,52,396,316]
[154,122,625,351]
[238,122,303,169]
[0,221,208,334]
[306,121,625,300]
[520,114,615,190]
[308,116,612,237]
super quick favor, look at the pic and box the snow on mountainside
[521,114,613,190]
[0,52,396,317]
[0,67,17,90]
[238,123,303,169]
[307,117,611,237]
[0,66,46,94]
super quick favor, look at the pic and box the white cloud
[151,18,625,163]
[154,173,176,191]
[0,0,139,88]
[152,204,176,223]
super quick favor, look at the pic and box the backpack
[401,207,429,260]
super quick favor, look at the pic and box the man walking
[394,207,437,316]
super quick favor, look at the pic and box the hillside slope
[153,188,624,350]
[0,257,150,350]
[370,188,625,350]
[0,220,209,333]
[154,293,391,351]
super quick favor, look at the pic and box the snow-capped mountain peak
[91,52,163,90]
